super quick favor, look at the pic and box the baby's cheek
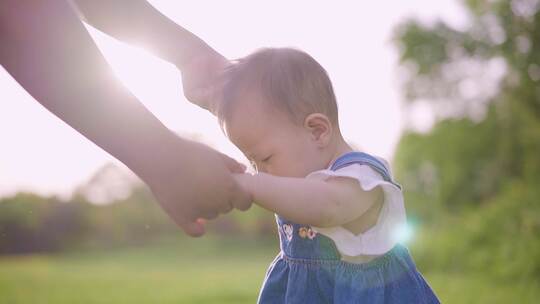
[262,163,279,176]
[279,163,304,178]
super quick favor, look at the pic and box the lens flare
[393,222,414,244]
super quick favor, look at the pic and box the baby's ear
[304,113,333,147]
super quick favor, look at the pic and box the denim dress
[257,152,440,303]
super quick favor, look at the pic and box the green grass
[426,272,538,303]
[0,238,538,303]
[0,238,276,304]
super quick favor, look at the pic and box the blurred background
[1,0,539,303]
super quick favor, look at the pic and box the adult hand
[180,49,230,114]
[1,0,251,237]
[144,138,252,236]
[74,0,231,112]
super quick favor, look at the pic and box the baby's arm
[234,173,383,227]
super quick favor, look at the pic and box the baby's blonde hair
[218,48,338,128]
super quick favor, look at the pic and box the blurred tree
[0,164,275,254]
[0,193,89,253]
[394,0,540,213]
[393,0,540,280]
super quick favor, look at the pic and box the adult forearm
[74,0,218,68]
[0,0,186,180]
[52,77,187,180]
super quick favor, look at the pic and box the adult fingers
[202,210,219,220]
[175,216,206,237]
[234,162,247,174]
[216,200,234,215]
[220,153,247,173]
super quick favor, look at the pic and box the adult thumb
[230,182,253,211]
[221,153,247,173]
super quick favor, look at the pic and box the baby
[212,48,439,303]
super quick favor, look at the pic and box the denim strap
[330,152,402,190]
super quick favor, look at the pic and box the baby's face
[225,94,327,177]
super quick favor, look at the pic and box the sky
[0,0,468,198]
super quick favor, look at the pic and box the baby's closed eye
[261,155,272,163]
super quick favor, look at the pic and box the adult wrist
[130,130,192,184]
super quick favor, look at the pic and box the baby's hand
[232,173,256,203]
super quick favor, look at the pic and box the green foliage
[395,0,540,117]
[394,0,540,284]
[410,179,540,281]
[0,186,275,254]
[0,193,90,253]
[395,107,512,218]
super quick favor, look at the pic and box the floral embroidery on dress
[281,224,318,241]
[307,228,317,239]
[282,224,293,241]
[298,226,317,239]
[298,227,308,238]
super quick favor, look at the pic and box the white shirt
[306,158,407,257]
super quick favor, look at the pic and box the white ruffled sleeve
[305,162,407,256]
